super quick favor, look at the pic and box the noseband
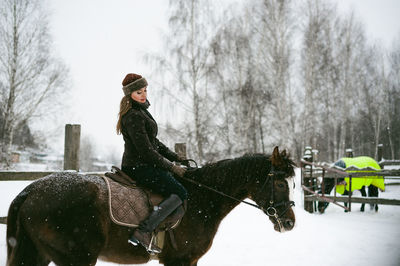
[257,165,295,228]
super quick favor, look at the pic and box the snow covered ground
[1,169,399,266]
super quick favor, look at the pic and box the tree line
[149,0,400,163]
[1,0,399,168]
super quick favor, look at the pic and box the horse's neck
[197,161,254,196]
[189,159,258,221]
[187,185,246,226]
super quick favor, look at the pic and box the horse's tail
[6,186,32,265]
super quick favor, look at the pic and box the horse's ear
[271,146,281,166]
[281,150,287,157]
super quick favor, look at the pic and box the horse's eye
[277,182,285,189]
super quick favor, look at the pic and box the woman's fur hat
[122,73,148,95]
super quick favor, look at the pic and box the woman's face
[130,87,147,103]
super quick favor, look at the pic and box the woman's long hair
[116,95,132,134]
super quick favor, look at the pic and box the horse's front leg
[343,190,349,212]
[368,185,379,212]
[360,186,367,212]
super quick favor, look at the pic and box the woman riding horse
[116,73,188,253]
[6,147,296,265]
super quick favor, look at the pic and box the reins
[180,159,294,216]
[180,172,263,210]
[180,159,262,210]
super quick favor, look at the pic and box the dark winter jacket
[121,100,179,170]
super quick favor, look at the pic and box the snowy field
[1,169,400,266]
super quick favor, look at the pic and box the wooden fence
[1,124,82,224]
[1,124,83,178]
[301,158,400,213]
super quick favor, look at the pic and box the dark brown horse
[6,147,296,266]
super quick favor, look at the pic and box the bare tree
[210,7,269,157]
[146,0,217,163]
[332,12,362,157]
[300,1,380,160]
[253,0,297,152]
[354,45,387,158]
[385,38,400,159]
[141,0,398,162]
[300,0,340,161]
[0,0,68,165]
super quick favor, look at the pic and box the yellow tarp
[335,156,385,194]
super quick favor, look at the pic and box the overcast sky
[46,0,400,159]
[47,0,170,157]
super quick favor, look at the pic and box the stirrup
[128,232,161,254]
[147,233,161,254]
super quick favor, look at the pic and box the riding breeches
[122,165,188,201]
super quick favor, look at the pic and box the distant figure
[318,156,385,213]
[116,73,188,253]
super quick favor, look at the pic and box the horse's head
[317,159,345,213]
[249,146,296,232]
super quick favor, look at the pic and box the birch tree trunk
[254,0,294,149]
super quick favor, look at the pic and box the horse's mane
[185,153,295,189]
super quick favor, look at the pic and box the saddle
[103,166,183,231]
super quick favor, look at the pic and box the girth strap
[168,230,179,250]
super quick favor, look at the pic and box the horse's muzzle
[270,215,295,232]
[283,218,295,230]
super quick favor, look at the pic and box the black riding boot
[162,199,187,229]
[128,194,183,253]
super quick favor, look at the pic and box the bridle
[181,160,295,229]
[256,165,295,230]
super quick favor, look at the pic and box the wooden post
[311,149,319,211]
[377,144,383,162]
[348,175,352,212]
[64,124,81,171]
[303,146,314,213]
[344,148,353,212]
[345,148,353,158]
[321,169,326,197]
[174,143,187,160]
[312,149,319,162]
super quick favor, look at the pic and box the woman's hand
[176,155,190,167]
[171,165,186,178]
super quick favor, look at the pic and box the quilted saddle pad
[102,175,151,227]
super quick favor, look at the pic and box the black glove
[171,164,186,178]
